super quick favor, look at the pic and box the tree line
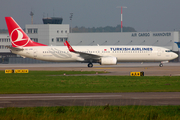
[72,25,136,33]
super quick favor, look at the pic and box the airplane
[5,17,178,67]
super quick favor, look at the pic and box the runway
[0,92,180,108]
[0,63,180,107]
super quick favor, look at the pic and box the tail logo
[10,28,29,47]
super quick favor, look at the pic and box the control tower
[42,17,63,24]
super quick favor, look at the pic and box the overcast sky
[0,0,180,32]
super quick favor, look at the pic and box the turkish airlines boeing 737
[5,17,178,67]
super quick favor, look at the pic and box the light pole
[117,6,127,32]
[30,11,34,24]
[70,13,73,33]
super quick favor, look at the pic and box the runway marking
[132,97,180,99]
[0,95,122,99]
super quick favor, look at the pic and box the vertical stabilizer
[175,42,180,51]
[5,17,47,47]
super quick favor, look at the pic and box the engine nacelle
[100,57,117,65]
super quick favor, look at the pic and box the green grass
[1,71,180,119]
[0,106,180,120]
[0,71,180,93]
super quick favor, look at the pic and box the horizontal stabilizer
[5,46,23,51]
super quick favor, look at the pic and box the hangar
[0,18,179,63]
[68,32,179,51]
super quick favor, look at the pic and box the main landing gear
[159,63,163,67]
[87,63,93,68]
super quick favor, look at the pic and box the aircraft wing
[65,41,101,59]
[5,46,24,51]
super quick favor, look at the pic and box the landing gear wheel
[88,63,93,68]
[159,63,163,67]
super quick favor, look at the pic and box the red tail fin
[5,17,47,47]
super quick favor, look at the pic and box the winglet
[65,41,75,52]
[175,42,180,48]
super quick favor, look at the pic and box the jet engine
[100,57,117,65]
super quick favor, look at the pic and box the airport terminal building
[0,18,180,63]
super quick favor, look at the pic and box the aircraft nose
[172,52,178,59]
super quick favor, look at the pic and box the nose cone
[172,52,178,59]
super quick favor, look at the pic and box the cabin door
[33,49,37,58]
[157,49,161,56]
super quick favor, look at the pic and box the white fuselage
[11,45,178,63]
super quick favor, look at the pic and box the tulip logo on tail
[10,28,29,47]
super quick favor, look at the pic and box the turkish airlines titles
[110,47,153,51]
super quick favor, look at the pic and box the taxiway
[0,62,180,76]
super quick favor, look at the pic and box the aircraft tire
[88,63,93,68]
[159,63,163,67]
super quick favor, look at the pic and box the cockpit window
[165,50,172,52]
